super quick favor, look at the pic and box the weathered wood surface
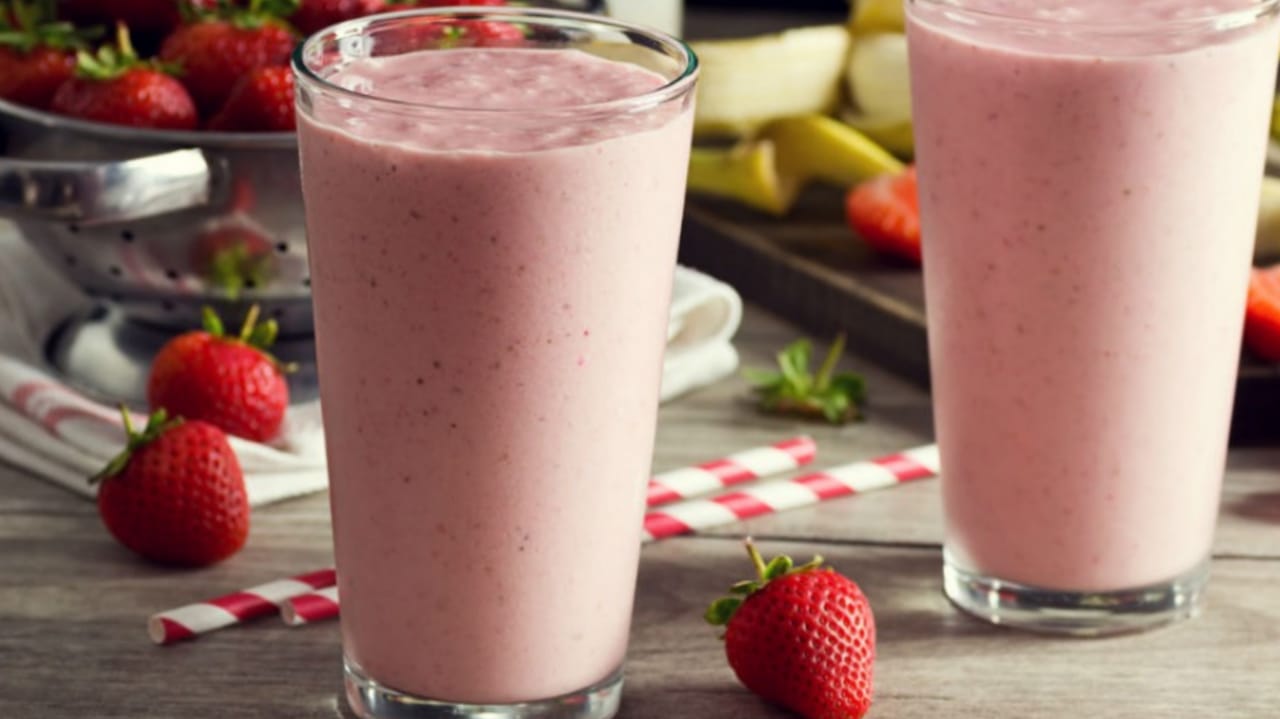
[2,304,1279,718]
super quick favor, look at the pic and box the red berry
[0,0,99,110]
[845,166,922,265]
[707,544,876,719]
[49,25,197,130]
[1245,265,1280,362]
[52,68,198,129]
[208,65,295,131]
[92,411,249,567]
[190,224,275,292]
[159,13,296,116]
[0,46,76,110]
[290,0,386,36]
[148,305,291,442]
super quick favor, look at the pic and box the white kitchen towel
[0,222,742,502]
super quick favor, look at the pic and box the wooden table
[2,303,1279,718]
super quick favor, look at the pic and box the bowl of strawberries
[0,0,528,340]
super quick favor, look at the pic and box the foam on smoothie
[313,48,678,152]
[914,0,1275,55]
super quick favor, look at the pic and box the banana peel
[687,115,905,216]
[688,141,795,216]
[1257,175,1280,262]
[850,0,906,35]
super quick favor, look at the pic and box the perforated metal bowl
[0,99,314,337]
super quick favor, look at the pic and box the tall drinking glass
[292,9,697,716]
[907,0,1280,635]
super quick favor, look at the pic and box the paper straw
[148,568,336,645]
[277,444,940,628]
[281,586,340,626]
[647,435,817,507]
[641,444,940,542]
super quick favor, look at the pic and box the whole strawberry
[50,23,197,129]
[208,64,294,131]
[289,0,385,36]
[90,409,249,567]
[191,223,275,293]
[159,0,298,116]
[0,0,100,110]
[706,543,876,719]
[148,305,292,442]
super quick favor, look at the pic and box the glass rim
[907,0,1280,34]
[291,6,699,116]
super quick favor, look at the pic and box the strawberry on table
[706,542,876,719]
[148,305,292,443]
[1244,264,1280,361]
[845,166,921,265]
[0,0,99,110]
[90,408,249,567]
[50,23,197,129]
[208,64,294,130]
[159,0,298,116]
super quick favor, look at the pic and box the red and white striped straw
[647,435,816,507]
[281,586,340,626]
[275,444,940,628]
[147,568,336,645]
[642,444,940,542]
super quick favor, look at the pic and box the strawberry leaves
[744,334,867,424]
[706,541,825,627]
[90,407,183,483]
[202,304,295,372]
[0,0,100,52]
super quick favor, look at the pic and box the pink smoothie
[297,48,693,702]
[908,0,1280,591]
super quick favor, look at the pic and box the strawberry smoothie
[908,0,1280,606]
[295,15,695,711]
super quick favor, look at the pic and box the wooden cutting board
[678,185,1280,445]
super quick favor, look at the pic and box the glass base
[942,550,1209,637]
[343,659,624,719]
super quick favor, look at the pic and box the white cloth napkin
[0,221,742,503]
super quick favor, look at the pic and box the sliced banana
[847,32,912,123]
[690,25,852,139]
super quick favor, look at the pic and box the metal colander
[0,99,314,337]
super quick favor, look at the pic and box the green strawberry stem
[188,0,300,29]
[76,23,179,80]
[745,335,867,424]
[201,303,297,374]
[813,332,846,392]
[705,540,825,627]
[239,303,261,343]
[89,406,184,484]
[0,0,100,52]
[202,305,226,337]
